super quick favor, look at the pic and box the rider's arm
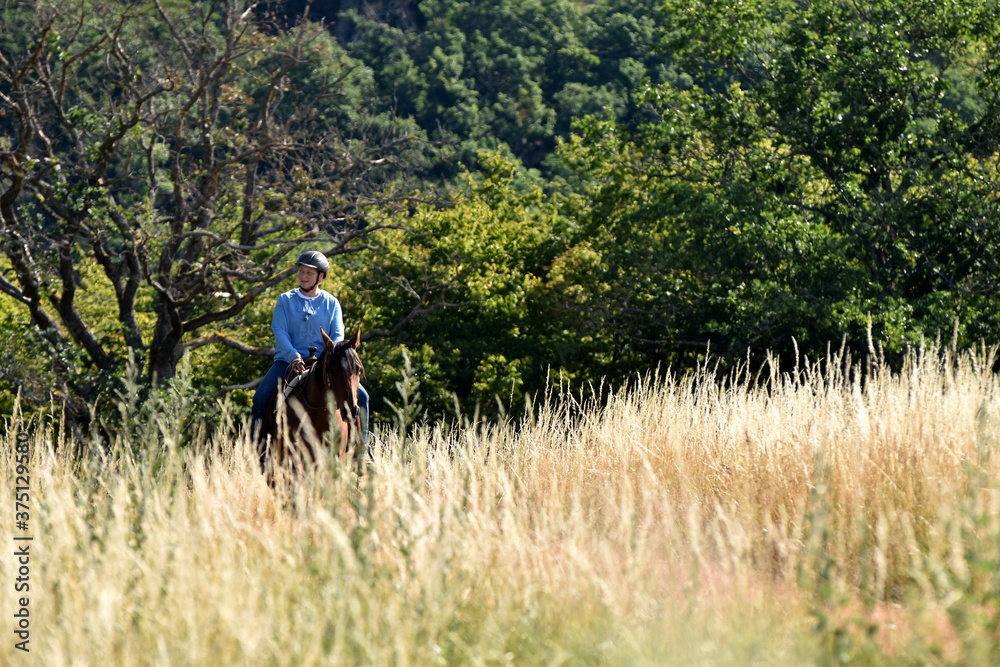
[271,294,300,363]
[325,295,345,343]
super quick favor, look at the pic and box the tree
[338,151,570,420]
[543,0,1000,374]
[657,0,1000,354]
[554,107,865,374]
[0,0,429,417]
[340,0,682,176]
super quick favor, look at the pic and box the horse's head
[320,328,364,447]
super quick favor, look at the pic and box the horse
[258,328,365,475]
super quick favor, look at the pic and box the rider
[251,250,369,443]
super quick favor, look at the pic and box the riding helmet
[295,250,329,277]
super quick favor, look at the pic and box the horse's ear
[321,328,335,349]
[349,328,361,349]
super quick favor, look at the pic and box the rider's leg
[251,360,289,440]
[357,384,370,444]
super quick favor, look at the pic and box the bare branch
[216,377,263,395]
[185,333,275,356]
[1,0,441,398]
[0,273,29,305]
[637,339,710,349]
[152,0,194,71]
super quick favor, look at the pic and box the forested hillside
[2,0,999,428]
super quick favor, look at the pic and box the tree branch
[185,333,275,356]
[216,377,264,395]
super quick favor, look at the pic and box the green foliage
[0,296,44,422]
[5,0,1000,440]
[333,152,572,421]
[544,0,1000,373]
[341,0,682,174]
[380,346,429,437]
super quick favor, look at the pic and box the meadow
[2,342,999,665]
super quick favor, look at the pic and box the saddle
[282,346,319,398]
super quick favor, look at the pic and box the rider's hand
[290,356,306,375]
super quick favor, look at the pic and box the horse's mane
[324,338,365,378]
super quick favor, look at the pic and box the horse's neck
[306,361,328,396]
[286,361,322,408]
[301,356,354,407]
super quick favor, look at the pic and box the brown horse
[259,328,365,474]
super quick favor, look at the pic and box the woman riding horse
[251,251,369,449]
[263,327,365,471]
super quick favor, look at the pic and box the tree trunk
[148,305,186,382]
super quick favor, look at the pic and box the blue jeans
[252,360,369,442]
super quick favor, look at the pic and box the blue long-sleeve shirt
[271,289,344,363]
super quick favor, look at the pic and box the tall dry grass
[2,343,1000,665]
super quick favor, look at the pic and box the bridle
[297,346,361,446]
